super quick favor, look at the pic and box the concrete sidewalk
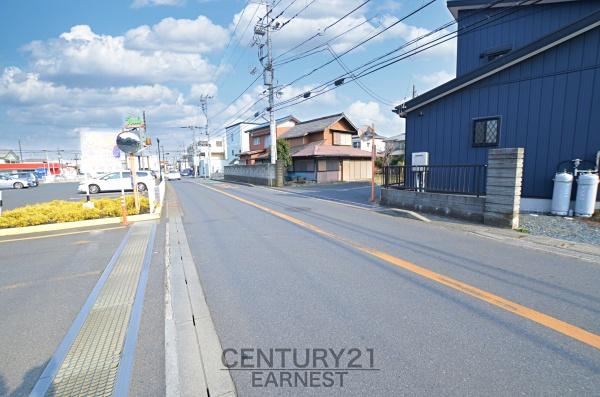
[29,221,157,397]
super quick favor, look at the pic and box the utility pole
[157,138,162,182]
[369,124,376,203]
[412,84,417,99]
[254,0,277,164]
[57,148,63,175]
[18,139,23,163]
[179,126,202,178]
[74,152,80,175]
[200,95,213,178]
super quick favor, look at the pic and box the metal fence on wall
[383,165,487,197]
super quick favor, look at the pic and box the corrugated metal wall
[405,25,600,199]
[457,1,600,76]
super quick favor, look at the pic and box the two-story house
[395,0,600,212]
[239,115,300,164]
[352,127,386,154]
[281,113,373,183]
[225,121,259,164]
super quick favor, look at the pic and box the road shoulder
[164,184,237,397]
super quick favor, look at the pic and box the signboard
[125,116,144,128]
[80,129,124,175]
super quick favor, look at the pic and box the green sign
[126,116,143,126]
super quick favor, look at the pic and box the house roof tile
[280,113,358,139]
[290,141,371,158]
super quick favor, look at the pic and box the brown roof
[290,141,371,158]
[279,113,358,140]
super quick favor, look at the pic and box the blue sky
[0,0,457,157]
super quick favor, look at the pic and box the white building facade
[225,122,259,164]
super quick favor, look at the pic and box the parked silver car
[0,174,31,189]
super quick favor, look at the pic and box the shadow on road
[0,362,47,397]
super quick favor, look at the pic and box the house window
[252,137,260,145]
[333,132,352,146]
[473,117,500,147]
[216,141,222,147]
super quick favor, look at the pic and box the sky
[0,0,457,158]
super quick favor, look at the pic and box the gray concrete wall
[224,164,277,186]
[381,189,486,222]
[381,147,524,228]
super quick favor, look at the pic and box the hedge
[0,196,149,228]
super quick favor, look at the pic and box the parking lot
[0,182,122,211]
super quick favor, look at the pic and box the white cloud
[124,16,229,53]
[346,100,404,136]
[416,70,455,91]
[0,67,181,107]
[189,83,219,99]
[131,0,184,8]
[24,25,217,85]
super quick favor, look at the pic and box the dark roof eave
[394,10,600,116]
[447,0,580,19]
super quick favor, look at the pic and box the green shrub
[0,196,149,228]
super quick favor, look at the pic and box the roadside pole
[0,191,3,216]
[130,154,141,212]
[370,126,376,203]
[120,167,128,226]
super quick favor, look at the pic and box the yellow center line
[0,270,101,292]
[0,226,125,243]
[198,183,600,351]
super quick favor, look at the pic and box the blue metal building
[395,0,600,210]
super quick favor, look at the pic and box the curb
[375,207,432,222]
[0,212,160,237]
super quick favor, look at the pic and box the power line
[273,0,514,109]
[275,14,380,66]
[325,45,393,106]
[271,0,300,22]
[276,0,318,30]
[272,0,539,112]
[275,0,436,94]
[274,0,372,60]
[272,0,507,110]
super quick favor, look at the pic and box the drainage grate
[44,224,152,397]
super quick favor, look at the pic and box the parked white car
[78,171,155,194]
[165,170,181,181]
[0,174,31,189]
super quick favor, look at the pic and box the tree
[277,139,292,168]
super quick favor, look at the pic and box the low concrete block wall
[381,188,485,222]
[224,164,277,186]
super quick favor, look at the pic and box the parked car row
[0,172,39,189]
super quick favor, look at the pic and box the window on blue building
[473,118,500,147]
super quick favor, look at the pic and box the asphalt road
[173,180,600,396]
[278,182,381,208]
[0,225,128,396]
[0,182,135,210]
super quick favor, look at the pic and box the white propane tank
[575,172,599,217]
[551,171,573,215]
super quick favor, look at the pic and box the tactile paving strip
[45,223,152,397]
